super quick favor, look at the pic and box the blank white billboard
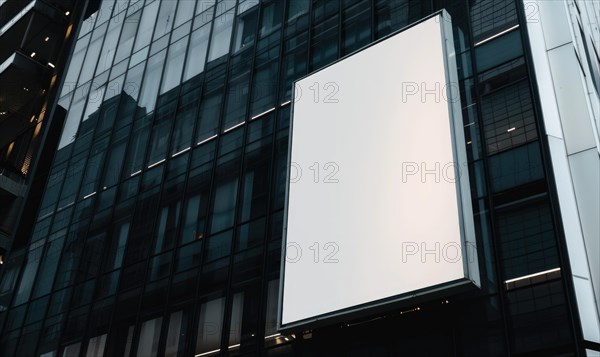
[280,11,480,330]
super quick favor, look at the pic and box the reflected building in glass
[0,0,102,274]
[0,0,599,356]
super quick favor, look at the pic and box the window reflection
[210,178,238,233]
[62,34,90,96]
[223,74,250,129]
[96,15,123,74]
[228,292,244,347]
[139,50,167,113]
[154,202,181,254]
[13,242,43,306]
[32,231,66,298]
[182,194,202,244]
[196,297,225,355]
[115,10,142,63]
[251,59,278,116]
[175,0,196,27]
[123,114,152,176]
[78,23,107,86]
[264,279,279,337]
[109,222,129,270]
[133,1,160,52]
[85,334,107,357]
[101,127,129,188]
[161,37,188,94]
[207,12,235,62]
[137,317,162,357]
[196,91,223,143]
[259,1,283,37]
[480,79,536,155]
[184,24,211,81]
[470,0,518,43]
[233,1,259,53]
[171,102,195,156]
[154,0,178,41]
[147,116,173,166]
[497,201,559,280]
[62,342,81,357]
[165,310,187,357]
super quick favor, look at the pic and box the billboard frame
[278,9,480,333]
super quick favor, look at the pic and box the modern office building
[0,0,101,267]
[0,0,598,356]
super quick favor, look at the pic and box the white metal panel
[547,44,596,154]
[537,0,572,50]
[573,275,600,343]
[546,136,591,279]
[569,149,600,311]
[523,0,563,138]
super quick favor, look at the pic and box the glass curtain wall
[0,0,579,356]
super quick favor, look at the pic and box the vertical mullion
[215,0,249,352]
[464,0,514,354]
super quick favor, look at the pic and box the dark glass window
[280,31,308,100]
[165,310,189,356]
[126,188,161,263]
[196,91,223,143]
[13,242,44,305]
[105,221,130,271]
[154,199,181,254]
[507,281,572,354]
[57,152,86,208]
[101,126,130,188]
[123,114,152,177]
[176,240,203,272]
[251,55,279,116]
[480,79,537,155]
[374,0,424,39]
[54,230,85,289]
[195,296,225,355]
[210,178,238,233]
[171,101,196,156]
[497,201,560,280]
[80,136,110,196]
[38,162,68,218]
[32,230,66,298]
[239,139,271,223]
[147,101,177,166]
[137,316,162,356]
[287,0,310,21]
[470,0,518,44]
[311,16,339,70]
[222,74,250,129]
[488,142,544,192]
[78,232,106,282]
[259,1,284,37]
[475,29,522,73]
[233,1,259,54]
[342,0,371,55]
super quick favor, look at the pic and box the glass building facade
[0,0,99,271]
[0,0,596,355]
